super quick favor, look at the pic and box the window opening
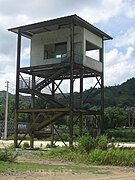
[44,44,55,59]
[55,42,67,59]
[85,40,99,61]
[44,42,67,60]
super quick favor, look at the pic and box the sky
[0,0,135,93]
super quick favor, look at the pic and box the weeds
[96,135,108,150]
[39,146,135,166]
[38,135,135,167]
[76,135,108,153]
[0,146,18,162]
[22,142,30,149]
[88,148,135,166]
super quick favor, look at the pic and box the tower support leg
[79,70,83,136]
[69,21,74,147]
[14,29,21,148]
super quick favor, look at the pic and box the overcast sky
[0,0,135,93]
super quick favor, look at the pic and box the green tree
[104,107,127,129]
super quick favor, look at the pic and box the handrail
[19,51,83,90]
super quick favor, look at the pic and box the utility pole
[4,81,9,140]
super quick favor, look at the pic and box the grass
[1,135,135,174]
[87,148,135,166]
[0,146,111,175]
[38,146,135,167]
[0,161,111,175]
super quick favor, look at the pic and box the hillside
[0,92,31,121]
[0,77,135,121]
[83,77,135,108]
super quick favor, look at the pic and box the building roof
[8,14,113,40]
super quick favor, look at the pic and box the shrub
[54,134,69,141]
[96,135,108,150]
[22,142,30,149]
[0,147,18,162]
[76,135,96,153]
[76,135,108,153]
[106,129,135,142]
[46,143,57,148]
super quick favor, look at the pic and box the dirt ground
[1,140,135,180]
[1,169,135,180]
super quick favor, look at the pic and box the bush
[0,147,18,162]
[76,135,96,153]
[46,143,57,148]
[76,135,108,153]
[106,129,135,142]
[22,142,30,149]
[96,135,108,150]
[54,134,69,141]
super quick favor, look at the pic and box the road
[1,140,135,149]
[0,140,69,148]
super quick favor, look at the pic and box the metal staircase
[35,112,65,131]
[30,89,65,108]
[35,67,67,91]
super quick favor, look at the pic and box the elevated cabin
[8,15,112,148]
[9,14,112,73]
[30,26,103,72]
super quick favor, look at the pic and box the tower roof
[8,14,113,40]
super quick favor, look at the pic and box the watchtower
[9,15,112,148]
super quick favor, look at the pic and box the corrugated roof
[8,14,113,40]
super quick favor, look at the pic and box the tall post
[69,20,74,147]
[30,75,35,148]
[14,29,21,148]
[51,81,55,146]
[100,40,104,133]
[79,70,83,136]
[4,81,9,140]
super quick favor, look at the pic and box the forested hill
[83,77,135,108]
[0,92,30,121]
[0,77,135,121]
